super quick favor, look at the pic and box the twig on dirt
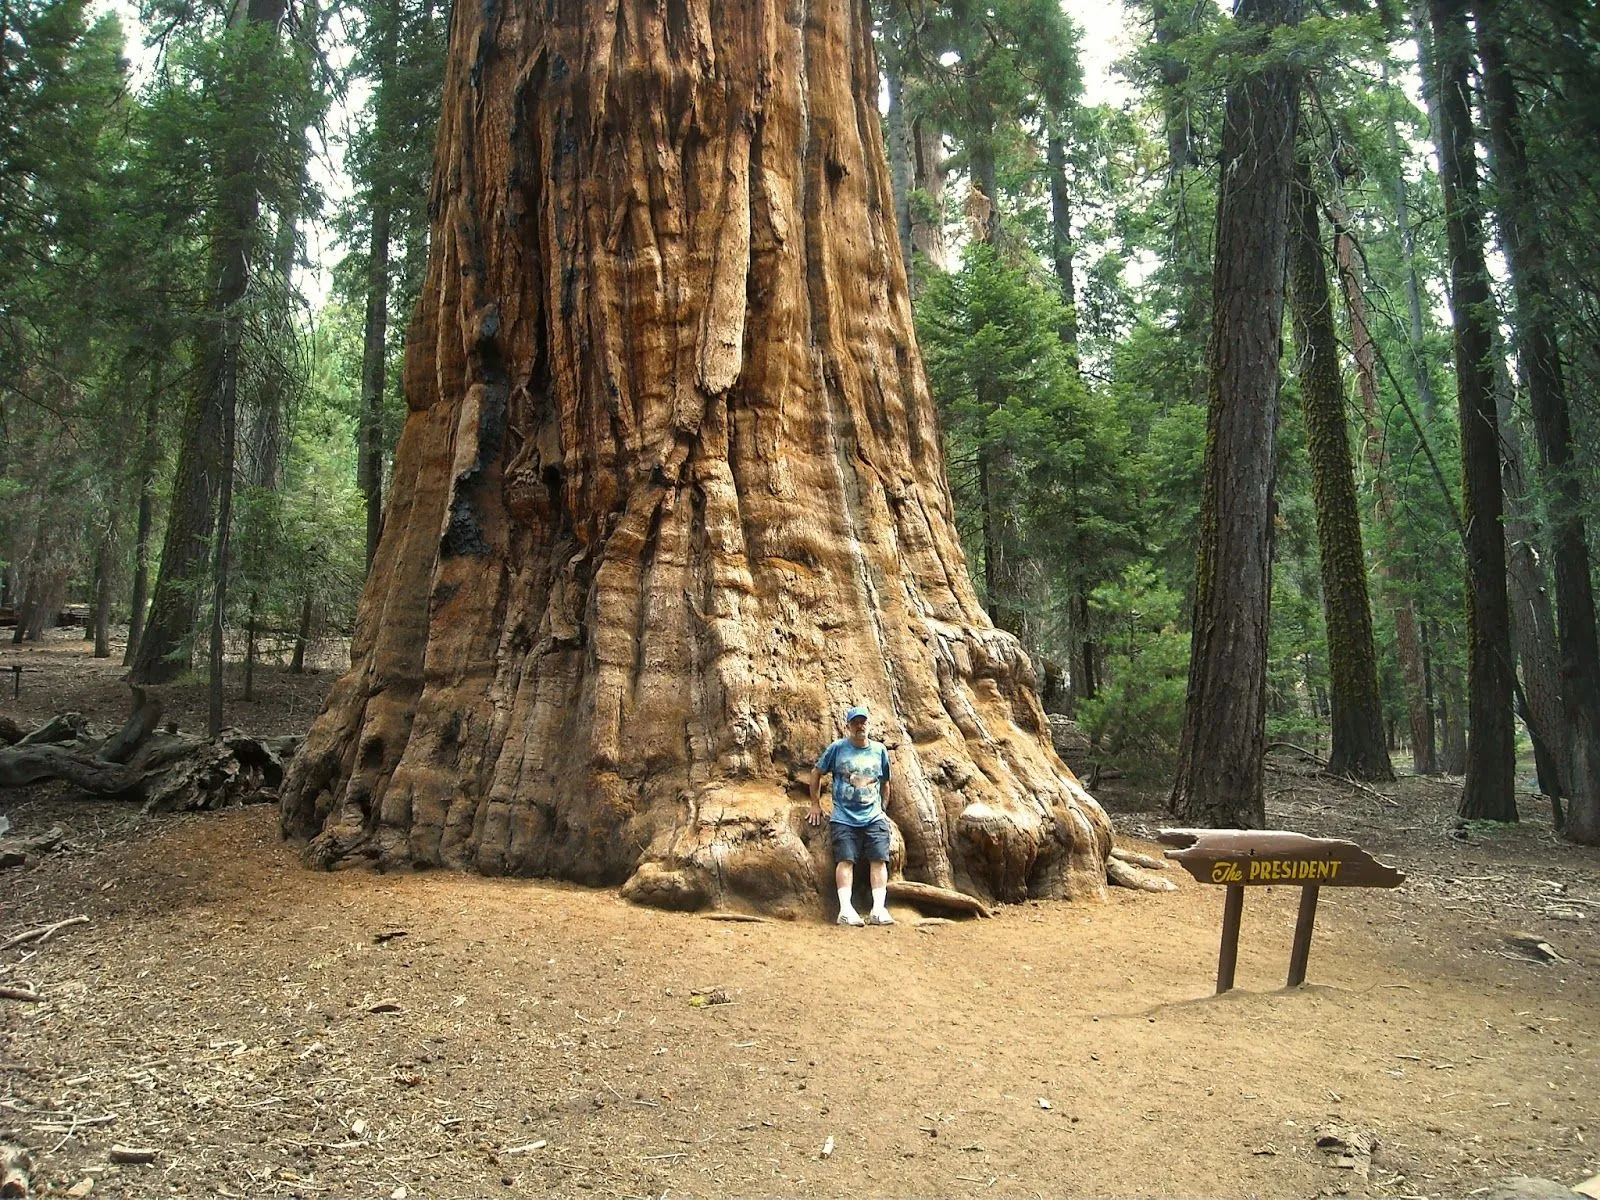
[1266,741,1328,764]
[0,987,41,1002]
[1,915,89,952]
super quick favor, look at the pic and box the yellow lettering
[1328,861,1340,880]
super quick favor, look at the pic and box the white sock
[871,885,887,914]
[837,885,856,914]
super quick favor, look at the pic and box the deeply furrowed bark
[1170,0,1301,829]
[1286,163,1393,783]
[279,0,1111,912]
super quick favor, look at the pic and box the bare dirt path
[3,632,1599,1199]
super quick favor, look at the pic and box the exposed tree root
[1106,857,1177,893]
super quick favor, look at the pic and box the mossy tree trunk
[1286,161,1393,782]
[279,0,1111,912]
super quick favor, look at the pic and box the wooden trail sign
[1158,829,1405,993]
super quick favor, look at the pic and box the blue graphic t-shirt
[816,737,890,827]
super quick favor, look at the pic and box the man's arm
[807,745,832,826]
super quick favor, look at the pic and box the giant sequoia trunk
[1169,0,1301,828]
[279,0,1112,912]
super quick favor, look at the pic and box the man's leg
[866,859,893,924]
[831,824,865,925]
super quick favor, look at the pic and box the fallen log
[0,987,41,1003]
[884,879,992,919]
[0,697,291,812]
[16,712,90,747]
[0,716,25,747]
[98,689,161,765]
[0,745,142,794]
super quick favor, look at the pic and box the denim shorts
[830,817,892,863]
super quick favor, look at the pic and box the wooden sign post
[1158,829,1405,993]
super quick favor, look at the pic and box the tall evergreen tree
[1286,157,1393,781]
[1170,0,1302,828]
[1425,0,1516,821]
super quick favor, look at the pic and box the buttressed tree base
[278,0,1113,913]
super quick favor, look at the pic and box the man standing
[808,704,895,926]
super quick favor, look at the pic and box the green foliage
[1076,566,1189,776]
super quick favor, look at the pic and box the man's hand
[807,804,824,827]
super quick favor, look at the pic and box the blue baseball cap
[844,704,869,723]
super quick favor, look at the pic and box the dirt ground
[3,630,1599,1199]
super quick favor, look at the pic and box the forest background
[4,0,1600,840]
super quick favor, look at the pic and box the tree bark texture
[1331,206,1435,775]
[1476,0,1600,843]
[1495,348,1569,802]
[883,37,914,285]
[1169,0,1300,829]
[279,0,1112,912]
[1427,0,1516,821]
[1287,164,1393,782]
[909,117,948,275]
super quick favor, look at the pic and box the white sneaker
[866,909,895,926]
[837,909,865,926]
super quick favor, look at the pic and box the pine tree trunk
[1330,205,1435,774]
[1476,0,1600,843]
[1427,0,1516,821]
[1495,351,1569,801]
[1046,128,1079,363]
[124,370,161,667]
[92,530,113,659]
[360,200,392,572]
[1150,0,1197,174]
[290,594,312,673]
[359,4,399,572]
[278,0,1112,911]
[208,319,239,739]
[1170,0,1301,828]
[132,0,287,688]
[1384,58,1439,421]
[1440,662,1468,775]
[1286,161,1393,782]
[883,39,914,285]
[910,118,948,275]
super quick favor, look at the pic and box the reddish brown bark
[279,0,1111,912]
